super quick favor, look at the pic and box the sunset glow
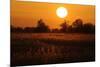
[11,0,95,29]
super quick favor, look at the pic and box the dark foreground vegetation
[11,33,95,66]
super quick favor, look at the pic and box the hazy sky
[11,0,95,29]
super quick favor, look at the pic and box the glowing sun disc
[56,7,68,18]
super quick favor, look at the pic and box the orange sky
[11,0,95,29]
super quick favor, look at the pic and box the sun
[56,7,68,18]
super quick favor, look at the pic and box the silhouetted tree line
[11,19,95,34]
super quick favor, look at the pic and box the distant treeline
[11,19,95,34]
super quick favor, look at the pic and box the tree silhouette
[60,20,68,32]
[11,19,95,34]
[24,27,35,33]
[11,25,24,33]
[83,23,95,33]
[67,25,73,33]
[35,19,50,32]
[72,19,83,32]
[52,28,60,33]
